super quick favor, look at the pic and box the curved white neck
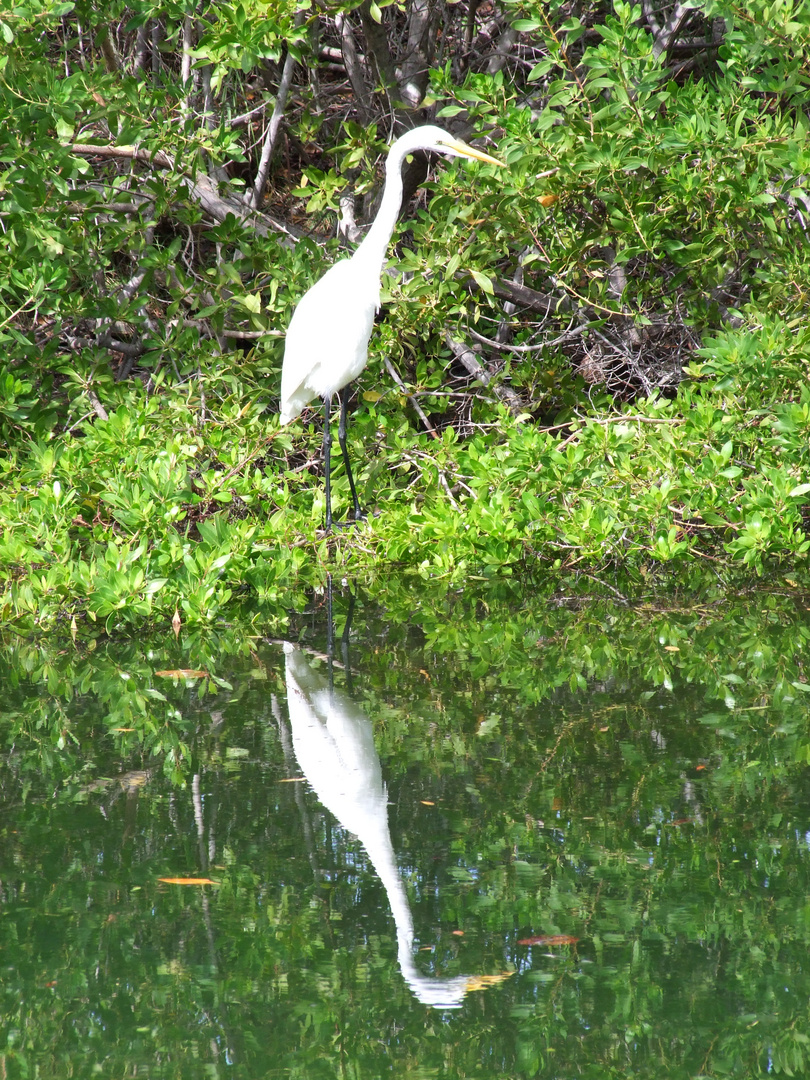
[354,143,410,271]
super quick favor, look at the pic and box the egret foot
[322,511,365,534]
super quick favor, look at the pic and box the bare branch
[359,0,399,112]
[248,12,305,211]
[132,23,149,77]
[398,0,438,106]
[469,323,587,353]
[487,275,569,317]
[338,191,363,244]
[231,103,267,128]
[642,0,662,37]
[382,355,439,439]
[652,1,696,61]
[445,332,526,417]
[336,12,372,122]
[487,26,518,75]
[97,26,121,73]
[181,14,193,86]
[70,143,304,241]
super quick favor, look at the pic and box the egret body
[279,125,501,530]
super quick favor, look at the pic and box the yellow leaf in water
[159,877,219,886]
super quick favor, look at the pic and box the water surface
[2,581,810,1078]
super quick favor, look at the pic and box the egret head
[390,125,503,168]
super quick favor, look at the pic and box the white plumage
[279,125,502,528]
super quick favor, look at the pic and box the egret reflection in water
[282,640,509,1009]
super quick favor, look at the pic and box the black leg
[338,386,363,521]
[322,394,333,532]
[326,572,334,697]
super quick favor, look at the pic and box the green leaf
[469,269,493,294]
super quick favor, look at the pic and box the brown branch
[487,26,518,75]
[398,0,437,106]
[487,275,569,317]
[97,26,121,73]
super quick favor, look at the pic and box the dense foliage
[1,0,810,628]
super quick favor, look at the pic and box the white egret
[279,125,502,531]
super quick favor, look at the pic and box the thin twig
[468,323,587,353]
[382,355,439,440]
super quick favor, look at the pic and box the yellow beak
[443,137,504,167]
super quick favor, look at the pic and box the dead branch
[70,142,303,241]
[249,12,305,211]
[652,1,697,61]
[359,0,400,113]
[398,0,438,106]
[445,332,526,417]
[336,12,372,122]
[487,276,569,317]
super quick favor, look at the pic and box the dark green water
[2,580,810,1078]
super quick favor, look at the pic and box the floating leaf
[159,877,219,886]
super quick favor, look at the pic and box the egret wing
[281,259,379,421]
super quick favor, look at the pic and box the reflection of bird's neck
[354,145,408,274]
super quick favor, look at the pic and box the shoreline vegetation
[2,0,810,631]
